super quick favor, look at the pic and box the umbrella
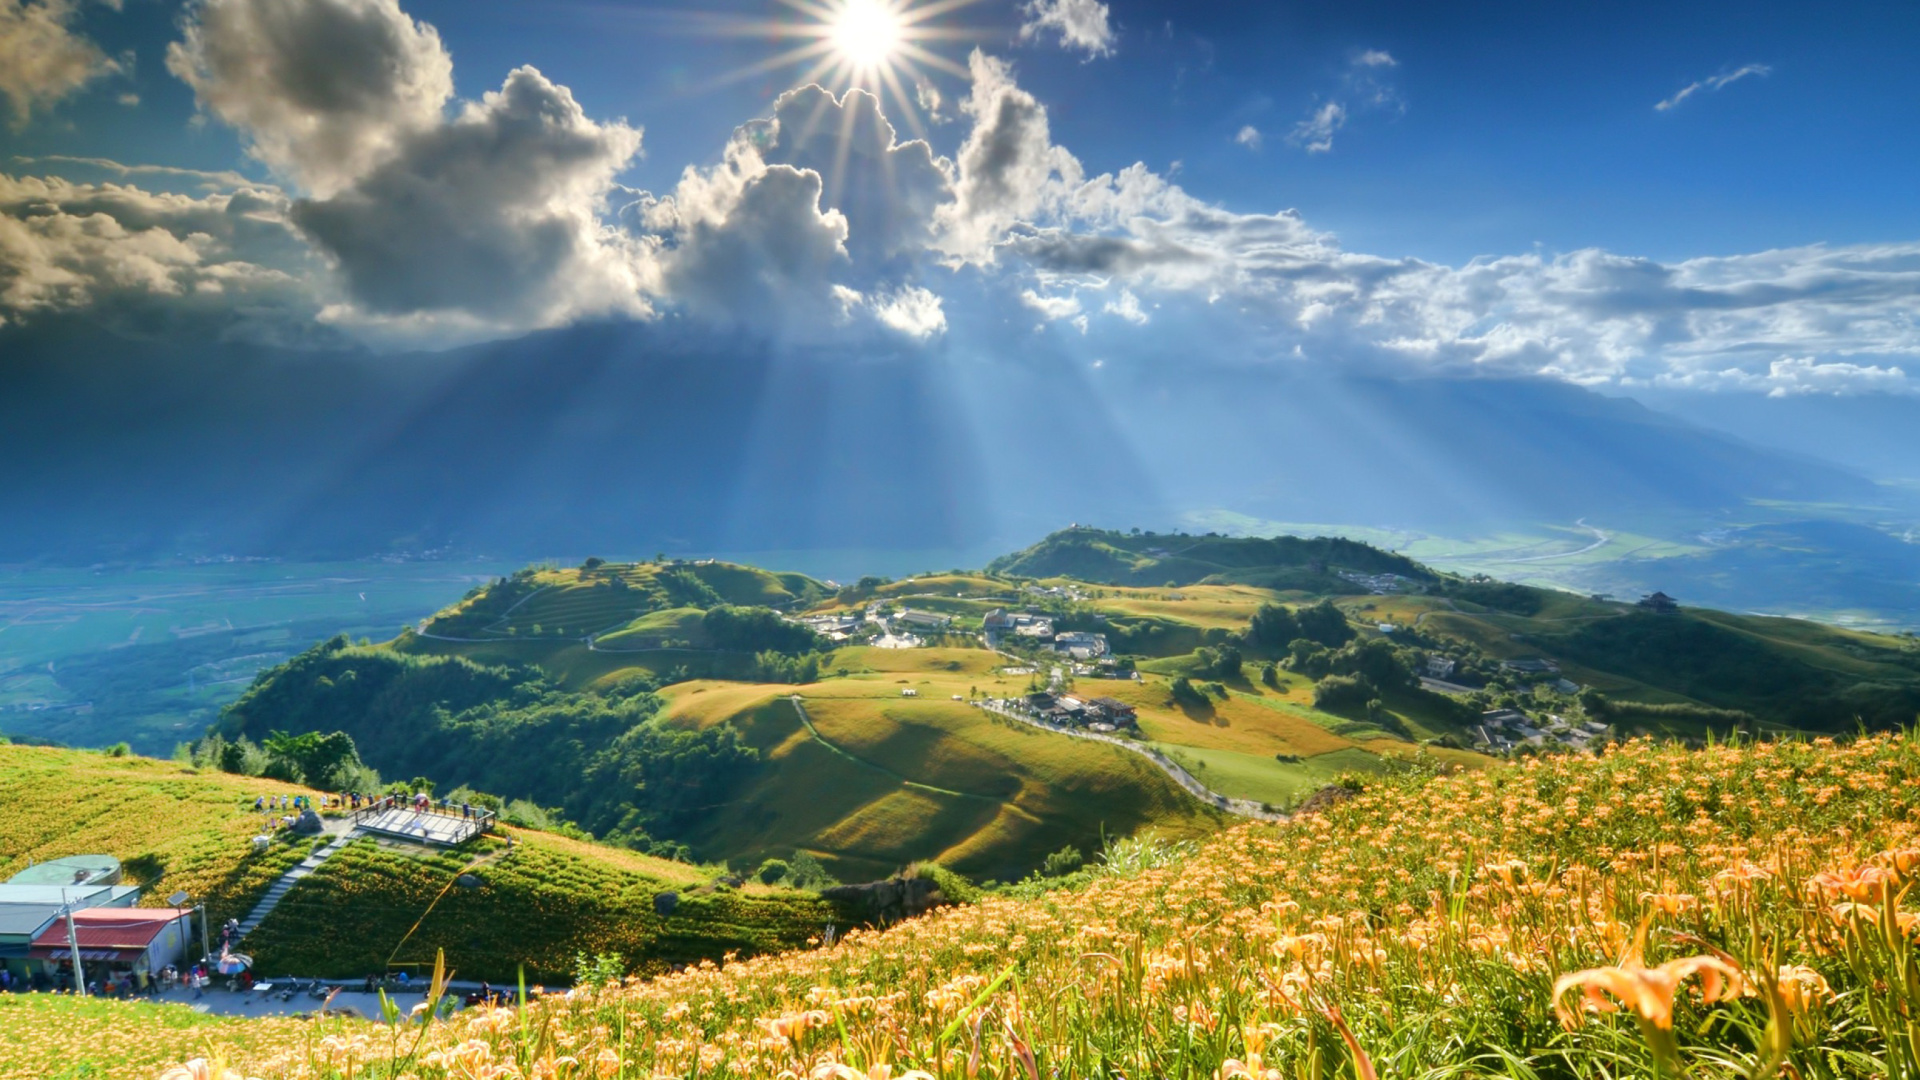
[216,952,253,974]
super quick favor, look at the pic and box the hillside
[77,731,1920,1080]
[210,536,1920,884]
[654,654,1225,882]
[0,744,842,983]
[986,527,1433,589]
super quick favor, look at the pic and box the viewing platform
[350,802,496,846]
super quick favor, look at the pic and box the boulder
[292,809,325,835]
[653,892,679,916]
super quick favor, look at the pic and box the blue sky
[2,0,1916,398]
[20,0,1918,261]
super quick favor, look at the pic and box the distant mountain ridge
[0,318,1889,564]
[985,527,1434,588]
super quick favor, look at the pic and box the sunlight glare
[831,0,903,71]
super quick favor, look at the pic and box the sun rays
[669,0,986,140]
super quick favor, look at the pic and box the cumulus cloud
[868,285,946,339]
[745,85,952,274]
[167,0,454,197]
[639,144,854,336]
[1019,0,1115,58]
[1234,125,1262,150]
[625,86,956,342]
[165,0,651,338]
[936,50,1085,263]
[291,66,649,330]
[0,172,325,337]
[1656,63,1770,112]
[0,0,120,127]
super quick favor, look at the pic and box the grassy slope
[0,744,320,925]
[656,648,1225,883]
[242,830,841,983]
[0,745,842,985]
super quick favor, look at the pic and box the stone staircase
[236,829,359,939]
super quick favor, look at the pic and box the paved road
[1506,518,1611,563]
[974,700,1286,821]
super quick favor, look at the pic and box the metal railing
[348,798,497,839]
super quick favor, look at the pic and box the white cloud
[1653,357,1912,397]
[1656,63,1771,112]
[1234,125,1262,150]
[1289,102,1346,154]
[0,172,324,337]
[168,0,650,338]
[0,0,121,127]
[868,284,947,340]
[1019,288,1080,319]
[1285,49,1402,154]
[290,66,650,331]
[1104,287,1148,324]
[1019,0,1115,59]
[745,85,952,274]
[935,50,1084,263]
[167,0,455,197]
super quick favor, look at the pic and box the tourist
[254,795,264,811]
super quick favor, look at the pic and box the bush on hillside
[701,606,822,655]
[1312,673,1377,711]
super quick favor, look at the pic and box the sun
[679,0,982,138]
[829,0,903,72]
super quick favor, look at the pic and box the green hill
[0,744,841,983]
[987,526,1433,589]
[206,532,1920,895]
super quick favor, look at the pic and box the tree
[1042,845,1084,877]
[1170,676,1208,706]
[1296,600,1355,648]
[1313,674,1376,711]
[755,858,791,885]
[1248,603,1302,649]
[1260,662,1280,688]
[261,730,363,788]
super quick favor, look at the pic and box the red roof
[30,908,190,960]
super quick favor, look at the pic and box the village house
[1424,655,1458,679]
[1638,591,1680,614]
[1053,631,1109,658]
[1084,697,1139,728]
[895,609,953,631]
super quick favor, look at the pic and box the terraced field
[656,653,1224,882]
[243,830,839,982]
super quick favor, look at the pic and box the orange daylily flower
[1553,950,1745,1030]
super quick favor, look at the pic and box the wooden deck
[351,804,495,846]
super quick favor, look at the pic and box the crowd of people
[0,960,218,999]
[252,791,491,821]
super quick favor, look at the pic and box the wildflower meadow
[113,733,1920,1078]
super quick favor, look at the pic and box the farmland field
[0,560,513,751]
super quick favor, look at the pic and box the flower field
[130,732,1918,1079]
[0,993,310,1079]
[0,745,319,923]
[243,833,849,982]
